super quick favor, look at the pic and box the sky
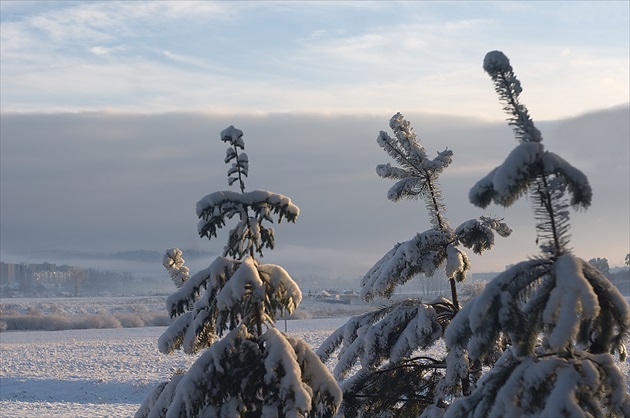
[1,1,629,284]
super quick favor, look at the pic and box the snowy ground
[0,296,372,417]
[0,317,350,417]
[1,296,628,417]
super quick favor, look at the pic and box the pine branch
[532,175,572,256]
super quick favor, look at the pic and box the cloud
[89,45,128,56]
[1,2,628,118]
[2,106,628,281]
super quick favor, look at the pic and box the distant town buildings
[0,261,142,297]
[1,262,75,291]
[1,261,628,298]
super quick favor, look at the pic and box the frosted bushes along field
[0,296,375,332]
[0,296,172,332]
[0,311,172,332]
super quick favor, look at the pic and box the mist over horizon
[1,105,629,285]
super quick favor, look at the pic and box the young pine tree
[317,113,511,417]
[136,126,341,418]
[444,51,630,417]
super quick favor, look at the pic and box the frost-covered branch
[360,216,511,302]
[196,190,299,259]
[162,248,189,288]
[317,298,455,386]
[446,255,629,362]
[141,326,342,418]
[360,230,454,300]
[160,255,302,353]
[455,216,512,255]
[445,349,630,417]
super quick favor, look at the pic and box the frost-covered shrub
[114,313,146,328]
[283,308,314,320]
[76,314,123,330]
[137,126,341,417]
[0,311,171,331]
[144,313,173,327]
[1,313,123,331]
[27,306,42,316]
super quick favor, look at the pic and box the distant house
[313,289,351,304]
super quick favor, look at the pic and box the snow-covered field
[1,296,628,417]
[0,296,370,417]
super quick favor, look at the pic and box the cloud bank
[2,106,628,283]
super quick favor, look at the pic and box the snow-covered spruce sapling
[444,51,630,417]
[136,126,341,418]
[317,113,511,417]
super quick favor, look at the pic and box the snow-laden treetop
[221,125,248,192]
[376,112,452,230]
[195,126,299,259]
[482,51,541,144]
[482,50,511,73]
[471,50,592,256]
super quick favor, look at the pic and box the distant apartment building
[0,262,74,290]
[0,262,32,286]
